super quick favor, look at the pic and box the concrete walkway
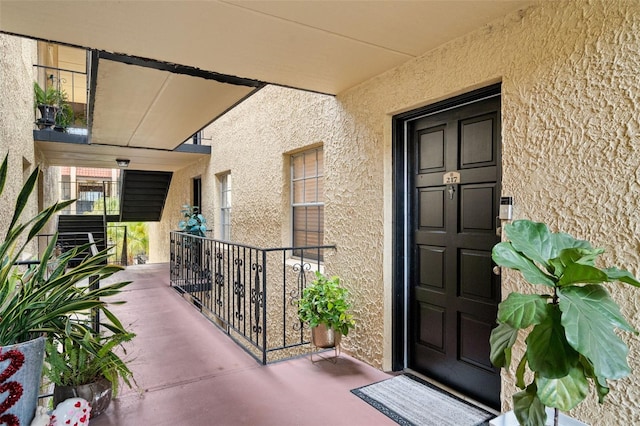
[91,263,395,426]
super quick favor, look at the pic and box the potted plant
[0,153,131,424]
[33,81,66,129]
[489,219,640,426]
[298,271,355,349]
[44,328,135,418]
[178,204,207,237]
[53,102,74,132]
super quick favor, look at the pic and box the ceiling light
[116,158,130,168]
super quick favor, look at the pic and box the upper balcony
[31,42,258,173]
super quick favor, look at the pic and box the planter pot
[311,324,341,349]
[36,104,57,127]
[0,336,46,426]
[490,409,588,426]
[53,377,113,418]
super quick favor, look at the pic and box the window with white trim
[220,173,231,241]
[291,148,324,260]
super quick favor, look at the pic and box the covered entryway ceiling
[0,0,532,169]
[90,51,260,151]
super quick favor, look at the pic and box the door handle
[492,266,501,276]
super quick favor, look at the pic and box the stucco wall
[0,34,38,248]
[336,0,640,423]
[152,0,640,422]
[150,86,341,261]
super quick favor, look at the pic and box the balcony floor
[91,263,395,426]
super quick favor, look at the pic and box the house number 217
[443,171,461,184]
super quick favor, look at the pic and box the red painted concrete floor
[90,263,395,426]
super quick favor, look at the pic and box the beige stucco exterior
[152,1,640,423]
[1,0,638,423]
[0,34,41,245]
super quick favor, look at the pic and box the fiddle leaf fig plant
[490,220,640,426]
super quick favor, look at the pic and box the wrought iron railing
[33,64,88,133]
[169,231,336,364]
[59,180,120,216]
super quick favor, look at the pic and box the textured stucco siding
[0,34,39,244]
[152,0,640,422]
[336,0,640,423]
[150,86,341,260]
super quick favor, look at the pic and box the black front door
[407,94,502,409]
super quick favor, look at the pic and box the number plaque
[443,171,461,184]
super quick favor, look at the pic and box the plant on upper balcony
[178,204,207,237]
[34,81,72,130]
[490,219,640,426]
[54,101,74,131]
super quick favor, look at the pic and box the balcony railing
[169,231,336,364]
[33,65,88,133]
[59,180,120,216]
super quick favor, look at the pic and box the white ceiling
[1,0,533,170]
[0,0,532,94]
[91,58,255,150]
[34,140,210,172]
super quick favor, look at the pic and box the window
[192,177,202,214]
[220,173,231,241]
[291,148,324,260]
[192,131,202,145]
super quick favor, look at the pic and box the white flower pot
[490,409,588,426]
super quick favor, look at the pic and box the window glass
[291,148,323,260]
[220,173,231,241]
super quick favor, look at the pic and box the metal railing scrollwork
[169,231,335,364]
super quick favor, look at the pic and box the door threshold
[403,368,500,416]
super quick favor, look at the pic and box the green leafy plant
[490,219,640,426]
[44,330,135,396]
[298,271,355,336]
[33,81,61,107]
[54,102,74,129]
[0,152,131,346]
[178,204,207,237]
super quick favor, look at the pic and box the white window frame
[290,147,324,260]
[220,173,231,241]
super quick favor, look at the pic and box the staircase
[119,170,173,222]
[57,215,106,266]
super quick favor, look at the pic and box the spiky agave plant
[490,220,640,426]
[0,152,131,345]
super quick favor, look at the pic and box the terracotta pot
[0,336,46,425]
[53,377,113,418]
[311,324,342,348]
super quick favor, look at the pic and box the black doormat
[350,374,495,426]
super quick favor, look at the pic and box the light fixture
[116,158,130,168]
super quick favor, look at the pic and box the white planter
[1,336,46,425]
[490,409,588,426]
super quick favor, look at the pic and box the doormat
[350,374,495,426]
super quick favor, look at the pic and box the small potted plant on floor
[45,328,135,418]
[0,153,132,424]
[490,219,640,426]
[298,271,355,349]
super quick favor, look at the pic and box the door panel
[408,95,501,409]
